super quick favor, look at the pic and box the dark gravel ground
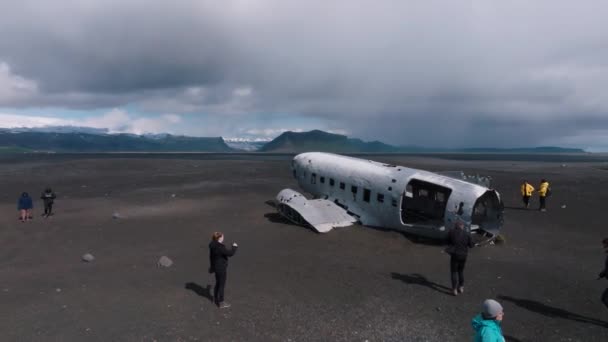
[0,155,607,341]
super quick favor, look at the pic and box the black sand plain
[1,154,607,341]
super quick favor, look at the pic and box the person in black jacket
[40,187,56,217]
[447,220,474,296]
[209,232,238,309]
[598,238,608,309]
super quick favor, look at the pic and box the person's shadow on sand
[391,273,453,295]
[498,295,608,328]
[185,282,214,303]
[503,206,533,211]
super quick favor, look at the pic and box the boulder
[158,256,173,268]
[82,253,95,262]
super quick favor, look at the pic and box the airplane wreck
[275,152,504,240]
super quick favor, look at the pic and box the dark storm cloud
[1,1,607,148]
[0,1,236,94]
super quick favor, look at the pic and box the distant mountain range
[259,130,400,153]
[258,130,586,153]
[0,129,234,152]
[0,127,586,153]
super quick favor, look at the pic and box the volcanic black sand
[1,154,607,341]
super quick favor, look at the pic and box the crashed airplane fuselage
[275,152,504,239]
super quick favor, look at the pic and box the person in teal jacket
[472,299,505,342]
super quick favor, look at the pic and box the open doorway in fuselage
[401,179,452,225]
[471,190,503,235]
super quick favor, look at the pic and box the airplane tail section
[275,189,357,233]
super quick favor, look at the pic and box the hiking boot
[452,289,458,296]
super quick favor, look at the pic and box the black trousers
[522,196,530,207]
[214,271,227,304]
[44,202,53,215]
[450,255,467,290]
[602,288,608,310]
[539,196,546,210]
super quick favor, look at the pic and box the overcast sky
[1,1,607,150]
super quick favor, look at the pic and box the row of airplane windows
[307,172,397,207]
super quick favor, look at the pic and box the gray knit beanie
[482,299,503,318]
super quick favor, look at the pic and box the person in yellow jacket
[520,180,535,209]
[538,179,550,211]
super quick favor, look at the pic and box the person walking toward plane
[538,179,550,212]
[520,180,534,209]
[17,192,33,222]
[446,220,474,296]
[598,238,608,310]
[209,232,238,309]
[471,299,505,342]
[40,187,56,217]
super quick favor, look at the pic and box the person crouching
[208,232,238,309]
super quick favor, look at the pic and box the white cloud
[162,113,182,123]
[0,113,72,128]
[233,86,252,97]
[0,108,183,135]
[0,62,38,105]
[244,128,304,137]
[81,108,131,132]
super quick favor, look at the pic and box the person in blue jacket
[472,299,505,342]
[17,192,34,222]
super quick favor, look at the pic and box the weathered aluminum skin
[276,152,504,239]
[276,188,357,233]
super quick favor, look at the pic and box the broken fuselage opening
[401,179,452,226]
[471,190,504,236]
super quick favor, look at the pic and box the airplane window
[392,179,397,183]
[340,182,345,190]
[351,185,358,194]
[329,178,335,186]
[320,176,325,183]
[388,186,392,191]
[363,189,371,202]
[377,193,385,203]
[391,199,398,207]
[311,173,317,184]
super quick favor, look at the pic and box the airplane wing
[275,189,357,233]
